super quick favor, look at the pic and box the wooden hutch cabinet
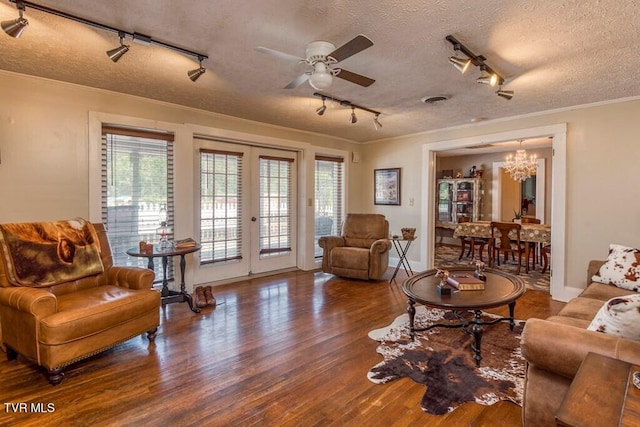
[436,178,483,227]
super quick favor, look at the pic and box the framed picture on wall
[374,168,401,205]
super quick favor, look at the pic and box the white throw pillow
[591,244,640,292]
[587,294,640,340]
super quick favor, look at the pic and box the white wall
[359,99,640,299]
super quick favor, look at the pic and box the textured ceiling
[1,0,639,143]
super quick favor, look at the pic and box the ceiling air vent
[421,95,448,104]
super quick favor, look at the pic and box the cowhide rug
[367,306,525,415]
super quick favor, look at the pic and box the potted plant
[513,210,522,224]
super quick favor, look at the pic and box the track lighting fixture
[187,56,206,82]
[496,87,514,100]
[312,92,381,128]
[445,35,513,98]
[106,32,130,63]
[5,0,208,80]
[373,113,382,130]
[316,96,327,116]
[349,106,358,124]
[2,1,28,38]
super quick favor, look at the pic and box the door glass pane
[200,151,243,263]
[259,156,292,257]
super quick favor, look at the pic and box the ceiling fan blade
[255,46,305,63]
[328,34,374,63]
[335,68,375,87]
[284,73,310,89]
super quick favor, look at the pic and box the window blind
[314,155,344,258]
[258,155,293,256]
[101,126,174,279]
[199,149,244,264]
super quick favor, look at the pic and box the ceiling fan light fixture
[373,113,382,130]
[309,70,333,91]
[2,2,28,39]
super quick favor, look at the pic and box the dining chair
[489,221,524,275]
[520,216,541,270]
[457,216,487,262]
[541,244,551,274]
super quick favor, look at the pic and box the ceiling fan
[255,34,375,91]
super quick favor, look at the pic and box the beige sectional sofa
[520,260,640,426]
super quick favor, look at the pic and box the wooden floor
[0,269,565,426]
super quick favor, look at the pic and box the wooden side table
[127,244,202,313]
[556,352,640,426]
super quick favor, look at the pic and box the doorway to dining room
[421,124,568,300]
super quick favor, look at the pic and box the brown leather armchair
[318,213,391,280]
[0,221,160,385]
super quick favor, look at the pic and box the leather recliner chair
[318,213,391,280]
[0,221,160,385]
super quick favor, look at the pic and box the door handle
[251,217,257,222]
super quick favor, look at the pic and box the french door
[196,139,297,282]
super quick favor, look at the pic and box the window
[314,155,344,258]
[101,126,174,279]
[199,149,243,264]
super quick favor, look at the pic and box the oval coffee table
[402,267,525,366]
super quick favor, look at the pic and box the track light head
[349,107,357,124]
[188,66,206,82]
[188,57,206,82]
[476,66,502,87]
[373,114,382,130]
[476,72,499,87]
[449,56,472,74]
[2,2,28,39]
[448,44,471,74]
[106,44,129,62]
[107,33,130,62]
[496,88,514,100]
[316,97,327,115]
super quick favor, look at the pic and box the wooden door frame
[421,124,575,302]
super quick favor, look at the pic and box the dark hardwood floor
[0,269,565,426]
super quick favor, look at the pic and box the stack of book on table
[446,273,485,290]
[174,238,197,249]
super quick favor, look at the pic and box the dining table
[453,220,551,273]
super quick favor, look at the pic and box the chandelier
[504,140,537,182]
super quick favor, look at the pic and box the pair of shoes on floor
[194,285,216,308]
